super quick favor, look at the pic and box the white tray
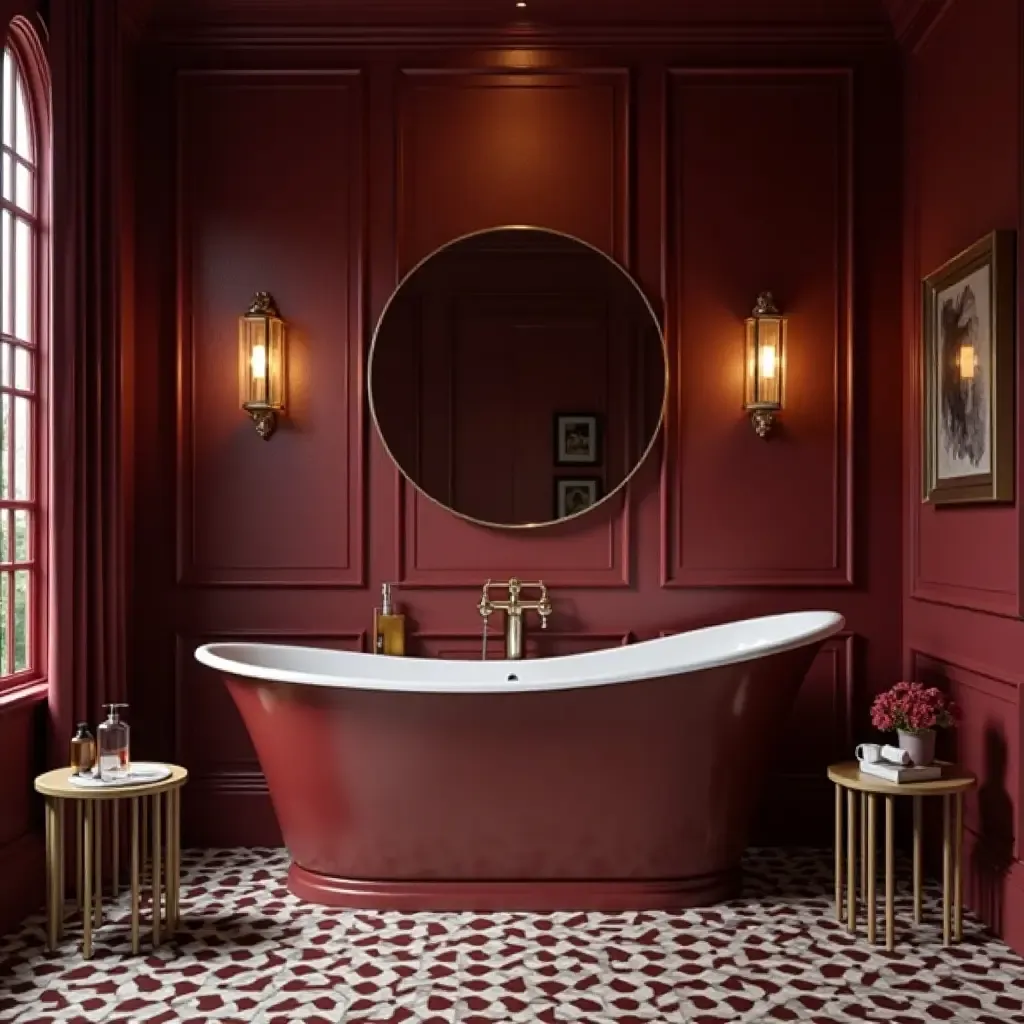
[68,762,172,789]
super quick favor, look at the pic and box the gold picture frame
[922,229,1016,504]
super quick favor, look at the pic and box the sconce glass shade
[743,292,787,437]
[239,292,286,439]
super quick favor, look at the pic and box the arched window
[0,30,47,690]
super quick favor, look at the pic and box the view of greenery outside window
[0,45,37,682]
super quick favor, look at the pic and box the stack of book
[859,760,942,783]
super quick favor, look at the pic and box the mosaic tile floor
[1,847,1023,1023]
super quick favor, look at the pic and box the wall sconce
[743,291,787,438]
[239,291,286,440]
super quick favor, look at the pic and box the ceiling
[141,0,938,42]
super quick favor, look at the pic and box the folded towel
[879,744,912,766]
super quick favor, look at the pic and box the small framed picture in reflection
[554,413,601,465]
[555,477,602,519]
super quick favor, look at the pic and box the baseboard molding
[961,831,1024,956]
[184,774,833,851]
[0,831,43,936]
[182,781,281,848]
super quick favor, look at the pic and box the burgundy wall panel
[124,21,903,853]
[902,0,1024,951]
[754,632,855,844]
[176,70,366,589]
[177,631,366,846]
[905,0,1021,617]
[664,70,853,588]
[413,631,633,661]
[395,70,634,588]
[0,698,44,935]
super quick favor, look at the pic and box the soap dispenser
[374,583,405,656]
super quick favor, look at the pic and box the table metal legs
[833,785,966,951]
[941,793,965,945]
[44,798,63,952]
[834,785,843,922]
[866,794,876,944]
[43,790,182,958]
[846,788,856,932]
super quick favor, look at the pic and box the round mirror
[369,227,667,528]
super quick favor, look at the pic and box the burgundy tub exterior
[220,641,821,911]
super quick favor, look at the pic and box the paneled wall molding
[142,5,894,51]
[175,68,367,589]
[909,647,1024,693]
[411,630,633,660]
[756,630,856,845]
[909,577,1021,618]
[903,8,1022,621]
[136,38,902,851]
[391,66,635,589]
[910,648,1022,864]
[662,67,854,589]
[190,769,269,795]
[174,629,367,775]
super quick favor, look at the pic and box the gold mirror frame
[367,225,669,530]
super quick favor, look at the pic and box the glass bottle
[97,703,131,782]
[70,722,96,776]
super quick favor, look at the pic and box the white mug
[855,743,881,763]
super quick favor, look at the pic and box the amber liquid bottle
[373,583,405,656]
[70,723,96,776]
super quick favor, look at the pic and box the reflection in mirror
[369,227,666,528]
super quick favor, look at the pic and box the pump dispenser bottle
[374,583,405,655]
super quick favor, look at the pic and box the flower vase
[898,728,936,766]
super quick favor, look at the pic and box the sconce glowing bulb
[250,343,267,380]
[239,292,286,440]
[743,292,787,439]
[958,344,976,380]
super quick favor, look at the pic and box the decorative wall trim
[909,649,1021,862]
[174,69,367,589]
[174,628,367,768]
[391,67,635,589]
[661,67,855,589]
[904,24,1020,620]
[410,629,633,659]
[909,578,1020,618]
[143,3,894,50]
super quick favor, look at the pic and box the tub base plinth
[287,861,740,912]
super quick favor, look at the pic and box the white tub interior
[194,610,845,694]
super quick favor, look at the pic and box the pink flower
[870,680,959,735]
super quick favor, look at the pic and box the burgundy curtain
[47,0,129,753]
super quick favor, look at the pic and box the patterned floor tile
[1,848,1023,1022]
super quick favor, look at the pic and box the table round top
[828,760,976,796]
[35,764,188,800]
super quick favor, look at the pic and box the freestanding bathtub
[195,610,844,911]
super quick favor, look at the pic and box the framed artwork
[554,413,601,465]
[922,229,1015,504]
[555,477,602,519]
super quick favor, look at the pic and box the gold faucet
[477,578,552,660]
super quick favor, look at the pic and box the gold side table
[828,761,976,951]
[34,764,188,958]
